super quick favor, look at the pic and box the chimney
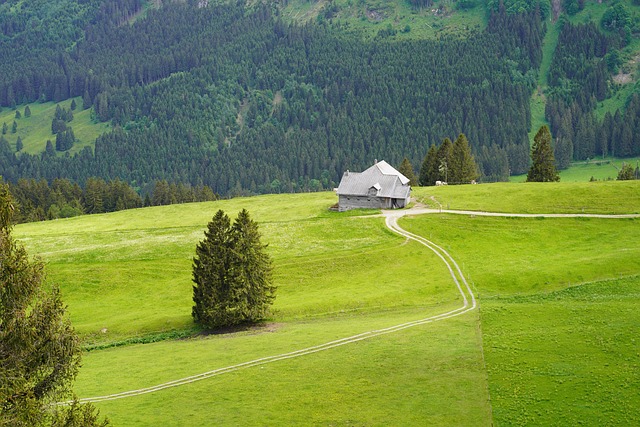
[374,158,378,165]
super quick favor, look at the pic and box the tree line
[0,3,545,194]
[5,177,217,224]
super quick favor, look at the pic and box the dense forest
[0,0,543,193]
[545,17,640,166]
[0,0,637,196]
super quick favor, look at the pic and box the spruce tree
[398,157,417,186]
[450,133,479,184]
[192,209,275,329]
[24,106,31,118]
[0,183,108,426]
[230,209,275,323]
[419,144,438,186]
[15,136,23,152]
[527,126,560,182]
[617,162,635,180]
[436,137,453,183]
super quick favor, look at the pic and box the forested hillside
[0,0,638,196]
[0,0,541,193]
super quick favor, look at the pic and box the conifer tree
[24,106,31,118]
[398,157,417,186]
[419,144,438,186]
[15,136,23,152]
[450,133,479,184]
[230,209,275,322]
[192,209,275,329]
[527,126,560,182]
[616,162,635,180]
[0,183,108,426]
[436,138,453,183]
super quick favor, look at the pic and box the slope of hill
[13,182,640,424]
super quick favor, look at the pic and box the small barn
[336,160,411,212]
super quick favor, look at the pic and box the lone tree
[192,209,275,329]
[0,183,107,426]
[527,126,560,182]
[616,162,636,180]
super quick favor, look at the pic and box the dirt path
[71,209,476,404]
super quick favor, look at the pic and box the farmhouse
[336,160,411,212]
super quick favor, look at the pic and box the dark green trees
[192,209,275,330]
[527,126,560,182]
[419,144,438,186]
[419,134,479,185]
[0,183,107,426]
[450,133,480,184]
[617,162,636,180]
[398,157,418,186]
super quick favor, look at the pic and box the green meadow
[13,182,640,425]
[0,98,110,155]
[413,180,640,214]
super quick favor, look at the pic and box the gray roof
[336,160,411,199]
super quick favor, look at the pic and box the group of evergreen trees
[6,178,217,223]
[545,20,640,167]
[192,209,275,329]
[0,2,544,194]
[418,134,480,186]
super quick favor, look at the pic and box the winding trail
[73,207,638,404]
[74,208,477,404]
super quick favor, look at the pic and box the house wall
[393,196,410,208]
[338,195,392,211]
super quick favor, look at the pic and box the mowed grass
[78,315,490,426]
[482,277,640,425]
[399,214,640,297]
[413,180,640,214]
[400,214,640,424]
[0,98,111,155]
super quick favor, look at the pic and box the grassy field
[509,156,640,182]
[14,183,640,424]
[0,98,111,155]
[482,277,640,426]
[413,180,640,214]
[400,213,640,425]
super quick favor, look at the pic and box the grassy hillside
[13,182,640,424]
[0,98,111,155]
[413,180,640,213]
[401,214,640,425]
[509,157,640,182]
[282,0,487,39]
